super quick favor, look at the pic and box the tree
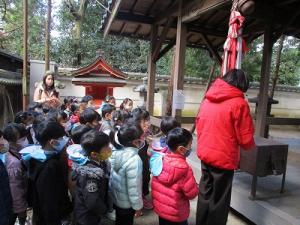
[1,0,47,59]
[64,0,89,65]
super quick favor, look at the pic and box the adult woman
[33,71,60,107]
[196,69,255,225]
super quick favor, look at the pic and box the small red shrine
[71,56,126,104]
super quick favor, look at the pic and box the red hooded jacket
[151,153,198,222]
[196,78,255,170]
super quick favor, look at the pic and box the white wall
[31,72,300,118]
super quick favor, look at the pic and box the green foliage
[1,0,47,59]
[271,38,300,86]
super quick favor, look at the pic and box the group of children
[0,94,199,225]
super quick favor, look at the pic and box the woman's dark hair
[71,125,92,144]
[131,107,150,122]
[166,128,193,152]
[101,104,116,118]
[79,108,101,124]
[3,123,27,142]
[0,129,2,137]
[160,116,181,135]
[35,121,65,147]
[221,69,249,92]
[105,95,115,103]
[119,98,133,110]
[81,130,110,155]
[111,123,143,149]
[81,95,93,103]
[42,71,55,91]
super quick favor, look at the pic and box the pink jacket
[5,147,28,213]
[151,153,198,222]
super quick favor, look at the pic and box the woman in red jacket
[196,69,255,225]
[151,128,199,225]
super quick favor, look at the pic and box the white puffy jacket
[110,147,143,210]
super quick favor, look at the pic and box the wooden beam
[187,33,194,41]
[188,26,227,37]
[103,0,122,38]
[255,25,274,137]
[133,24,141,35]
[155,39,176,62]
[152,17,174,62]
[130,0,139,13]
[146,25,158,116]
[182,0,231,23]
[116,11,154,24]
[116,12,227,37]
[146,0,158,15]
[120,22,126,34]
[201,34,222,65]
[155,0,199,25]
[172,0,187,119]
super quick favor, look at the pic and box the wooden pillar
[22,0,29,111]
[255,25,273,137]
[172,0,187,120]
[45,0,51,72]
[146,25,157,115]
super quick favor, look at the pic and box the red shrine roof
[71,56,127,87]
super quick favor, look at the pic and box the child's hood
[66,144,88,165]
[72,161,107,180]
[20,145,47,162]
[156,154,189,185]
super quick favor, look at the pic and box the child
[3,123,28,225]
[151,128,198,225]
[99,104,116,135]
[70,124,92,145]
[72,130,111,225]
[152,116,181,153]
[79,108,101,129]
[130,108,153,210]
[80,95,94,112]
[0,156,13,225]
[110,123,144,225]
[119,98,133,112]
[14,111,35,144]
[0,129,13,225]
[111,110,130,131]
[26,121,72,225]
[97,95,116,115]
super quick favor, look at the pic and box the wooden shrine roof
[72,56,126,79]
[70,56,127,86]
[100,0,300,51]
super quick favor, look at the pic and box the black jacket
[28,154,72,225]
[73,160,109,225]
[0,160,12,225]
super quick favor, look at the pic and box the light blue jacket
[110,147,143,210]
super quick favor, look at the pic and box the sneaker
[143,196,153,209]
[106,210,116,221]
